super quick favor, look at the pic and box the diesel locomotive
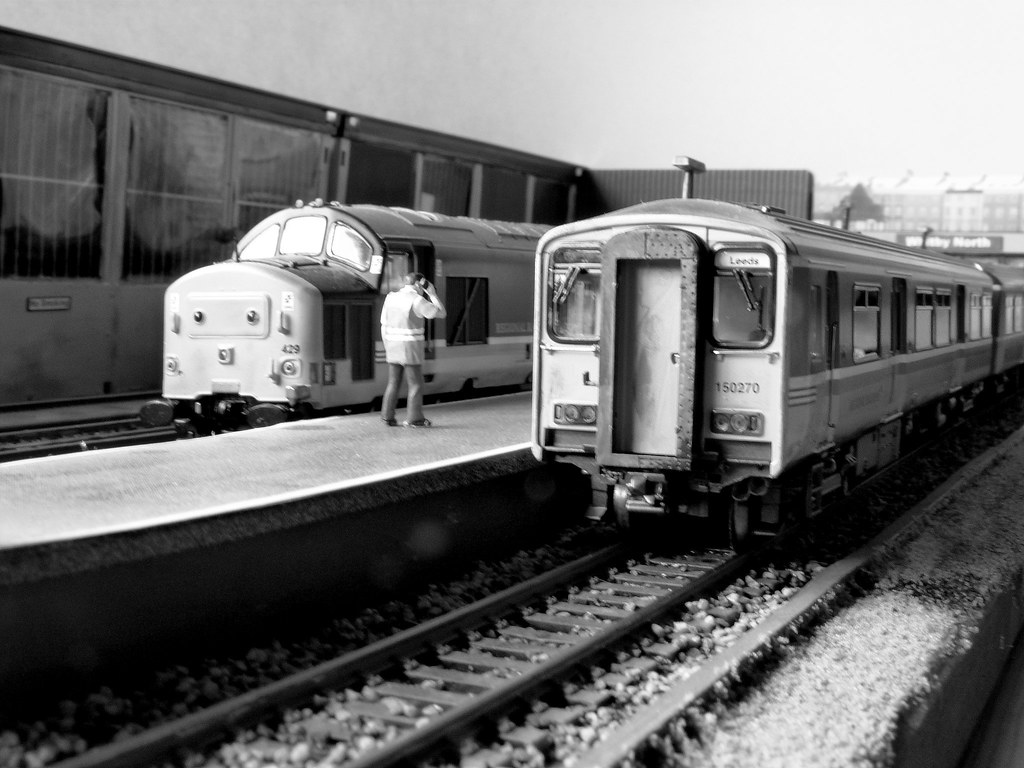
[141,201,546,432]
[531,199,1024,546]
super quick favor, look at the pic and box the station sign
[899,234,1004,252]
[715,251,772,269]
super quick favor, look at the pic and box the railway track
[50,544,778,768]
[0,416,178,463]
[7,394,1024,768]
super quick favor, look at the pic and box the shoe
[381,417,398,427]
[402,418,432,428]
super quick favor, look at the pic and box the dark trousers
[382,363,424,422]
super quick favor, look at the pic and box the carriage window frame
[547,247,602,344]
[710,247,775,349]
[327,222,373,271]
[852,283,881,362]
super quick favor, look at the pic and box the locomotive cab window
[238,224,280,261]
[853,285,880,361]
[549,247,601,343]
[328,224,373,271]
[711,248,774,347]
[279,215,327,256]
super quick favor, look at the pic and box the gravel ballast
[683,428,1024,768]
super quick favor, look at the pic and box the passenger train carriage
[531,199,1024,546]
[142,201,546,432]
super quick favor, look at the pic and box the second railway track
[0,416,177,463]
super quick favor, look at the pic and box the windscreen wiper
[735,270,761,313]
[554,266,581,305]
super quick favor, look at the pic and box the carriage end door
[597,227,702,470]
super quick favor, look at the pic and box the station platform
[0,392,533,551]
[0,392,590,695]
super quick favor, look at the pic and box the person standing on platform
[380,272,447,427]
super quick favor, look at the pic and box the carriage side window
[853,285,880,361]
[446,276,489,345]
[935,290,952,346]
[1015,295,1024,332]
[969,293,982,340]
[982,293,993,338]
[549,248,601,342]
[915,289,934,350]
[712,250,774,347]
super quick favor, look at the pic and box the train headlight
[246,309,260,325]
[712,412,732,433]
[281,359,301,377]
[554,402,598,426]
[193,310,205,324]
[217,345,234,365]
[164,355,180,375]
[710,410,764,436]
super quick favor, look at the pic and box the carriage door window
[956,285,967,342]
[446,277,489,345]
[982,293,993,338]
[853,285,880,361]
[915,289,934,350]
[808,284,824,370]
[826,271,839,369]
[323,304,346,359]
[935,290,952,346]
[968,293,981,340]
[348,304,375,380]
[891,278,908,354]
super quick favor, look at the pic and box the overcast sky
[3,0,1022,181]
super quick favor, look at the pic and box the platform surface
[0,393,532,549]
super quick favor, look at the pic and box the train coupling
[612,473,667,526]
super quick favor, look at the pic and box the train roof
[240,201,550,252]
[981,261,1024,292]
[545,198,992,278]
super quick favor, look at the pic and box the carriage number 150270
[715,381,760,393]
